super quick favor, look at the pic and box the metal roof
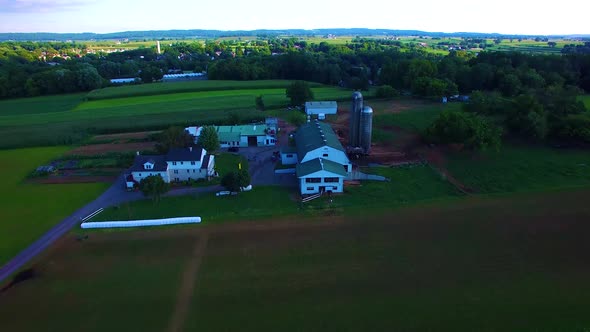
[305,101,338,114]
[129,155,168,172]
[216,125,266,137]
[166,147,205,162]
[296,158,348,178]
[295,120,344,160]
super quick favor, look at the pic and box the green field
[3,189,590,331]
[86,80,323,100]
[446,145,590,193]
[373,101,461,131]
[0,80,358,149]
[0,235,192,332]
[0,147,108,266]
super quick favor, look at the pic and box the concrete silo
[349,91,363,148]
[360,106,373,154]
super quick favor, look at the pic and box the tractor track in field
[167,231,209,332]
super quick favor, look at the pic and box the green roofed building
[282,119,352,195]
[185,123,277,148]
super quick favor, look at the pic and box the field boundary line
[167,232,209,332]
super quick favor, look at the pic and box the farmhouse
[185,124,276,148]
[305,101,337,120]
[127,146,215,188]
[282,120,352,195]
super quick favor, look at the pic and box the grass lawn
[446,145,590,193]
[0,147,108,266]
[374,102,461,132]
[96,186,298,223]
[0,234,193,332]
[95,165,460,223]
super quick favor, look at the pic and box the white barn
[305,101,338,118]
[282,120,352,195]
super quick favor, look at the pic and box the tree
[236,168,251,189]
[221,172,240,192]
[288,111,306,127]
[285,80,314,106]
[547,41,557,48]
[255,95,265,111]
[155,126,193,153]
[506,94,548,140]
[139,175,169,204]
[198,126,220,153]
[425,110,502,151]
[139,65,163,83]
[376,85,399,98]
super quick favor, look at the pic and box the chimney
[189,146,192,152]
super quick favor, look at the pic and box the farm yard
[2,188,590,331]
[0,147,108,266]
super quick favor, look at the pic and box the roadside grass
[446,145,590,193]
[96,186,298,223]
[0,147,108,266]
[0,235,193,332]
[187,188,590,332]
[86,80,324,100]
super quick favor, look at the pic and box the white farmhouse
[281,120,351,195]
[128,146,215,188]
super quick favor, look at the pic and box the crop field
[446,145,590,193]
[86,80,323,100]
[0,147,108,266]
[2,188,590,331]
[0,80,357,149]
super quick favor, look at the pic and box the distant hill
[1,28,588,41]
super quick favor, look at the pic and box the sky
[0,0,588,35]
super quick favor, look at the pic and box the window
[324,177,339,183]
[286,154,293,158]
[191,161,195,165]
[180,162,184,165]
[322,153,329,157]
[174,170,178,174]
[172,161,177,166]
[306,178,321,183]
[193,169,196,173]
[187,170,190,173]
[333,186,338,190]
[175,177,180,182]
[272,139,276,143]
[138,173,141,177]
[307,187,314,191]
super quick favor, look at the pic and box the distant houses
[126,146,215,189]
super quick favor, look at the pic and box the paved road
[0,174,222,284]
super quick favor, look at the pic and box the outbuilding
[305,101,337,117]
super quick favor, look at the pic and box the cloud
[0,0,96,13]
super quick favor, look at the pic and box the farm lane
[0,174,222,284]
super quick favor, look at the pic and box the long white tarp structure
[81,217,201,229]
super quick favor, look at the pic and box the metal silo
[360,106,373,154]
[350,91,363,147]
